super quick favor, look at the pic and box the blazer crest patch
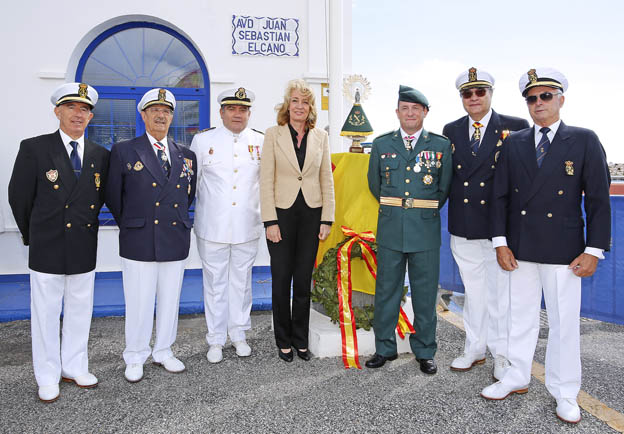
[46,169,58,182]
[134,161,144,171]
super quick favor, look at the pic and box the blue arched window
[76,22,210,149]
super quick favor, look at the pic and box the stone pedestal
[308,297,415,358]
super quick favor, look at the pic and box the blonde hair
[276,78,317,129]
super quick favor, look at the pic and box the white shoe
[450,353,485,371]
[493,356,510,381]
[38,384,60,403]
[207,345,223,363]
[124,363,144,383]
[61,372,98,388]
[154,356,186,373]
[232,340,252,357]
[480,381,529,400]
[556,398,581,423]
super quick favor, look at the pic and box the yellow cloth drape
[316,153,379,295]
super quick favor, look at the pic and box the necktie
[69,141,81,178]
[404,135,415,152]
[154,141,171,177]
[470,122,483,156]
[536,127,551,168]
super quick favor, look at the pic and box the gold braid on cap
[78,83,88,99]
[528,69,538,84]
[468,67,477,82]
[235,87,247,100]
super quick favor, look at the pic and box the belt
[380,196,439,209]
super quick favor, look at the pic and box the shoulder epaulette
[197,127,216,134]
[251,128,265,135]
[376,130,395,139]
[428,131,448,140]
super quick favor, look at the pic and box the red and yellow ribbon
[336,226,415,369]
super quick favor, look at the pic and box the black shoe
[296,349,311,361]
[417,358,437,375]
[278,349,293,363]
[365,353,398,369]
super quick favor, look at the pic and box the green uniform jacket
[368,129,452,253]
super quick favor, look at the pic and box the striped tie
[69,141,81,178]
[470,122,483,156]
[536,127,551,168]
[154,141,171,177]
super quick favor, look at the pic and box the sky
[351,0,624,162]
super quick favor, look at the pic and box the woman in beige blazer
[260,79,335,362]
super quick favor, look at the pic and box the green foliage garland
[311,238,377,331]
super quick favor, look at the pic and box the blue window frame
[76,22,210,149]
[76,22,208,225]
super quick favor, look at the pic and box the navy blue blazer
[443,111,529,240]
[106,134,197,262]
[8,131,109,274]
[491,123,611,265]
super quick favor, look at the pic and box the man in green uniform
[366,85,452,374]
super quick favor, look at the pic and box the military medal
[495,150,501,163]
[255,146,261,160]
[188,184,191,195]
[391,153,396,158]
[385,172,390,184]
[423,174,433,185]
[381,154,386,159]
[248,145,254,160]
[414,155,422,173]
[127,163,132,171]
[436,152,442,168]
[496,140,503,147]
[565,161,574,176]
[134,161,144,171]
[46,169,58,183]
[94,173,101,189]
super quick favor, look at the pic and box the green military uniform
[367,124,452,359]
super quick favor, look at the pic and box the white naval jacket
[190,126,264,244]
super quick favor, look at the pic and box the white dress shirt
[468,108,493,143]
[146,132,171,163]
[58,129,84,163]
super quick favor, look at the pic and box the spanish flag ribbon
[336,226,415,369]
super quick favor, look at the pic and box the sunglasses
[525,91,561,105]
[461,88,489,99]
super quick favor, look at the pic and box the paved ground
[1,308,623,433]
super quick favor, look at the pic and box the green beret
[398,85,429,109]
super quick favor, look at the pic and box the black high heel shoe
[278,349,293,362]
[296,349,311,361]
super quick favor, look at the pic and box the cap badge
[158,89,167,102]
[527,69,538,84]
[78,84,88,99]
[468,67,477,82]
[46,169,58,183]
[235,87,247,100]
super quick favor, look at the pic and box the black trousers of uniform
[267,192,321,350]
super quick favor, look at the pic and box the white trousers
[121,258,186,365]
[450,235,510,358]
[501,260,581,399]
[30,270,95,387]
[196,237,257,346]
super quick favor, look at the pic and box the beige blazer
[260,124,335,223]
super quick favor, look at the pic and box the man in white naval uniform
[191,87,264,363]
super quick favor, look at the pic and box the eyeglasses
[461,88,489,99]
[147,107,173,116]
[525,92,561,105]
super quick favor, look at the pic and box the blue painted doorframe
[439,196,624,325]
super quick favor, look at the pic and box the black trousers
[267,192,321,349]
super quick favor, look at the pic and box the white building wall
[0,0,352,274]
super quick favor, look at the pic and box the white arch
[65,14,209,83]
